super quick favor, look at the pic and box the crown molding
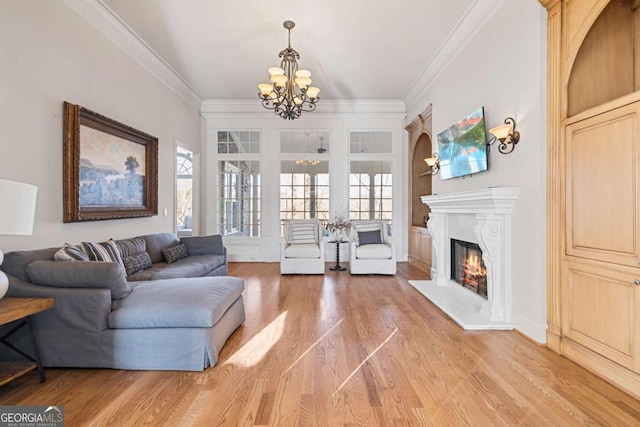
[403,0,508,113]
[201,99,407,116]
[61,0,203,109]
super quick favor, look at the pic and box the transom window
[349,131,392,154]
[217,131,260,154]
[280,131,330,154]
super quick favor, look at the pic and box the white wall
[0,1,201,251]
[406,0,548,342]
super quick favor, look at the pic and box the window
[349,131,392,154]
[217,131,260,154]
[349,131,393,230]
[176,146,194,237]
[280,160,329,233]
[218,161,260,237]
[216,130,261,237]
[280,131,330,154]
[349,160,393,224]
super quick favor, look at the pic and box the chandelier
[257,21,320,120]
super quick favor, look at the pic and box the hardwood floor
[1,262,639,426]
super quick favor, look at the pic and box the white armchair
[280,219,325,274]
[349,220,396,275]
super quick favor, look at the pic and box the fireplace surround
[409,187,519,330]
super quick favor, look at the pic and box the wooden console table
[0,298,54,385]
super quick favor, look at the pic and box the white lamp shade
[295,70,311,78]
[268,67,285,76]
[489,123,512,141]
[306,86,320,99]
[424,157,437,167]
[295,77,312,89]
[258,83,273,96]
[0,179,37,235]
[270,74,287,88]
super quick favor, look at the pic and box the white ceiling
[102,0,475,101]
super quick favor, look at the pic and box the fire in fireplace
[450,239,487,299]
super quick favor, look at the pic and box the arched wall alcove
[411,133,433,226]
[567,0,638,117]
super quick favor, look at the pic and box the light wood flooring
[1,262,639,426]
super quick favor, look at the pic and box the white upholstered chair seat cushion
[285,243,321,259]
[355,243,393,259]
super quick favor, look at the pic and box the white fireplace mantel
[410,187,519,330]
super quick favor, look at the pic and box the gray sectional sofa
[0,233,245,371]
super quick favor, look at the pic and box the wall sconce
[488,117,520,154]
[423,153,440,175]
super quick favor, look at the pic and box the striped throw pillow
[289,222,317,244]
[82,240,125,272]
[54,243,89,262]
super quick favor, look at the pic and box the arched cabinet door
[543,0,640,398]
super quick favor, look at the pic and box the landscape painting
[79,125,146,207]
[437,107,488,180]
[63,102,158,222]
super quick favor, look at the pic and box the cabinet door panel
[566,103,640,266]
[419,232,432,265]
[562,260,638,370]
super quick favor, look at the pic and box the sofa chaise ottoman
[0,233,245,371]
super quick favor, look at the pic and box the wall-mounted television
[437,107,488,180]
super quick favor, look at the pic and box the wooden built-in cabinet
[408,226,432,275]
[542,0,640,399]
[406,106,433,278]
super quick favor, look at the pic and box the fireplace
[450,239,487,299]
[408,187,518,329]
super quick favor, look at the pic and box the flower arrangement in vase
[327,216,351,242]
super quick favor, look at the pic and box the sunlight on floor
[282,318,344,375]
[332,326,399,396]
[224,311,288,368]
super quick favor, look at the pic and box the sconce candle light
[423,153,440,175]
[488,117,520,154]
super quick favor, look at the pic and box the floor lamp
[0,179,37,299]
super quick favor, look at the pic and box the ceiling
[102,0,475,101]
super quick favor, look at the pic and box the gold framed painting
[62,101,158,222]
